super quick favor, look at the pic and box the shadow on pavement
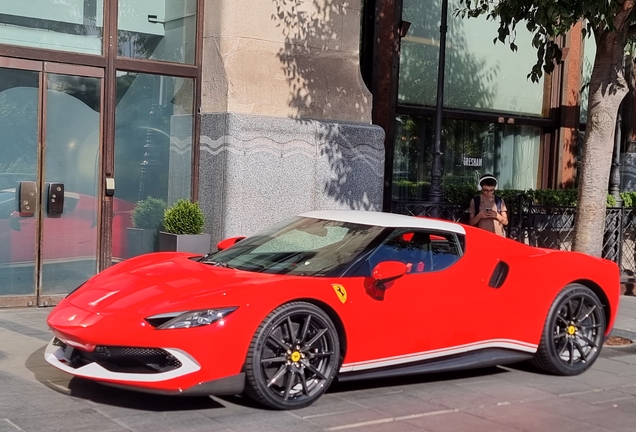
[25,345,224,411]
[329,365,507,394]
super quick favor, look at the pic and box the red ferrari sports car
[45,210,621,409]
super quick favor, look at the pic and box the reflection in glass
[0,0,103,55]
[113,72,194,261]
[398,0,440,106]
[580,34,595,124]
[0,68,39,295]
[42,74,101,294]
[392,116,540,201]
[118,0,196,64]
[399,0,544,116]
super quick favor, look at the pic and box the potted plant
[159,199,211,254]
[127,196,166,257]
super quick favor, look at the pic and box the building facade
[0,0,384,307]
[0,0,606,307]
[364,0,596,213]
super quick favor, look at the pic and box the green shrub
[392,179,430,200]
[526,188,578,206]
[442,186,620,207]
[620,191,636,208]
[496,189,526,204]
[443,183,477,204]
[132,196,166,230]
[163,199,205,235]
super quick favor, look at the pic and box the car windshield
[201,216,384,276]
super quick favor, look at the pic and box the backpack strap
[495,196,502,213]
[473,196,480,214]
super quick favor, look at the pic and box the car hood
[67,253,283,316]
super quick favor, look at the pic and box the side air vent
[489,261,509,289]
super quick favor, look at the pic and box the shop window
[398,0,544,116]
[392,115,541,201]
[118,0,196,64]
[0,0,103,55]
[113,72,194,261]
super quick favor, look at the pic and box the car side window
[429,233,463,271]
[365,230,463,275]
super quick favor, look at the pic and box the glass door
[0,61,103,305]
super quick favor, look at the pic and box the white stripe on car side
[44,339,200,382]
[339,339,538,373]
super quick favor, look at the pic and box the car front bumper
[44,337,245,396]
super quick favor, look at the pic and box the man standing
[468,174,508,237]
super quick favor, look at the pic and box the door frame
[0,56,105,307]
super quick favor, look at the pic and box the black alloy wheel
[532,283,606,375]
[244,302,340,409]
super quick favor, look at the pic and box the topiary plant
[132,196,166,230]
[163,199,205,235]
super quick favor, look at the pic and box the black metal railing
[392,196,636,279]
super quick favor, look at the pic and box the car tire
[531,283,606,376]
[244,302,340,410]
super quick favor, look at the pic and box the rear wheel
[532,284,606,375]
[244,302,339,409]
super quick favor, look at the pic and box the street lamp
[429,0,449,204]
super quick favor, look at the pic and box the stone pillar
[199,0,385,241]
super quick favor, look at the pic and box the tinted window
[365,230,463,274]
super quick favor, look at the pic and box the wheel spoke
[298,367,310,396]
[261,356,287,364]
[557,315,569,326]
[573,296,586,322]
[577,334,598,349]
[568,341,575,366]
[300,315,312,344]
[304,328,328,350]
[267,334,291,351]
[558,340,569,357]
[565,300,575,320]
[573,340,588,362]
[301,359,327,380]
[577,305,597,324]
[553,331,566,340]
[308,351,335,359]
[267,364,288,388]
[580,323,602,330]
[287,317,297,343]
[283,369,296,400]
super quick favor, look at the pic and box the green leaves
[456,0,631,83]
[163,199,205,235]
[132,196,166,230]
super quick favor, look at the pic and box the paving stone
[465,403,602,432]
[109,411,226,432]
[6,409,124,432]
[0,298,635,432]
[405,410,521,432]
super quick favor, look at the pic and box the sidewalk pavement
[612,294,636,337]
[0,296,636,432]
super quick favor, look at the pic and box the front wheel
[244,302,340,409]
[532,283,606,375]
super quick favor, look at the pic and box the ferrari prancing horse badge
[331,284,347,303]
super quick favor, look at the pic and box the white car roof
[299,210,466,234]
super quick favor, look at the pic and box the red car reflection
[0,188,134,264]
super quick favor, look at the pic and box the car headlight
[146,307,238,329]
